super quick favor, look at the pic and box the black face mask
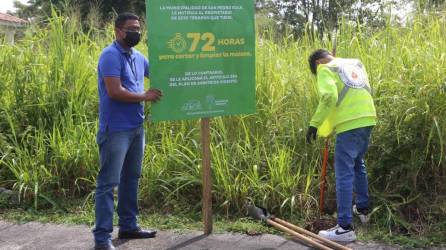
[123,31,141,47]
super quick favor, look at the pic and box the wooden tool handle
[273,218,352,250]
[267,219,332,250]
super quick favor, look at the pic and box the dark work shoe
[118,226,157,239]
[94,241,115,250]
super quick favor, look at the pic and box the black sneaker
[353,204,370,223]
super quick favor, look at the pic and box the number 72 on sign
[167,32,245,53]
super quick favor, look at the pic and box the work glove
[306,126,318,144]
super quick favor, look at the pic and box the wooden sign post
[201,118,212,234]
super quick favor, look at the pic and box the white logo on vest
[339,61,368,89]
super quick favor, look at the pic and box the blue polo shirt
[97,41,149,132]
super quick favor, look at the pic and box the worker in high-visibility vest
[306,49,377,242]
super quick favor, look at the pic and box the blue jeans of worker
[335,126,372,228]
[92,126,144,245]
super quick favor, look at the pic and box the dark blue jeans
[335,126,373,227]
[92,126,144,245]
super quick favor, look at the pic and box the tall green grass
[0,10,445,239]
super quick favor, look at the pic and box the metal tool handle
[319,139,330,214]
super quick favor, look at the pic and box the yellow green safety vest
[310,58,377,137]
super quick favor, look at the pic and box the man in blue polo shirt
[93,13,162,250]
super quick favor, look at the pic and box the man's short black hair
[308,49,331,75]
[115,13,140,28]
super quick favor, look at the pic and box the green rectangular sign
[146,0,256,122]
